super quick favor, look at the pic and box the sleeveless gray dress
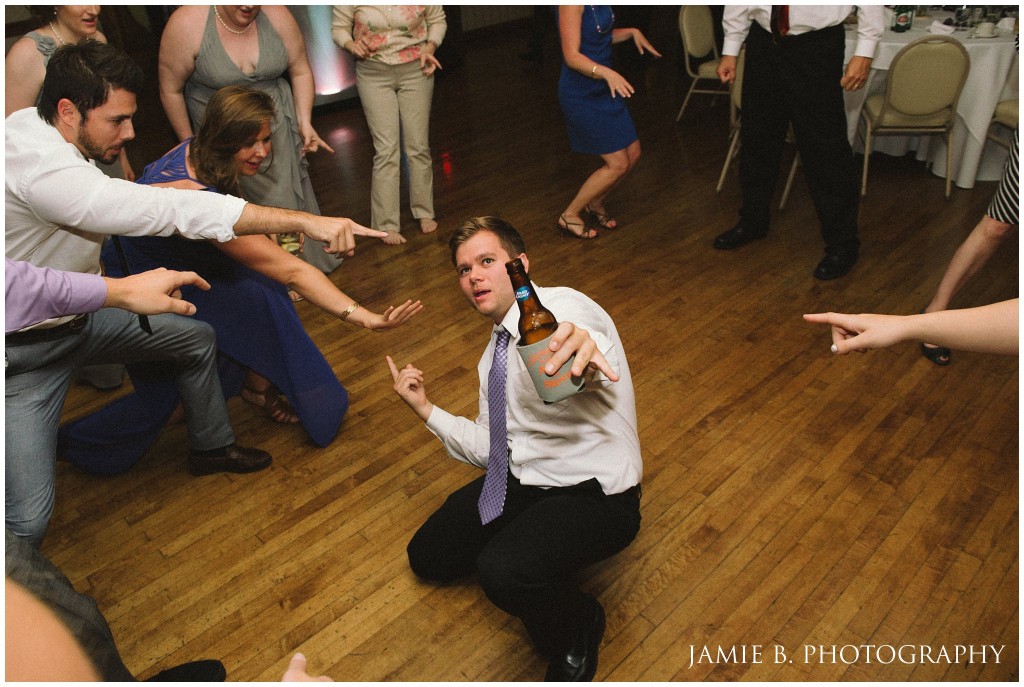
[184,8,338,273]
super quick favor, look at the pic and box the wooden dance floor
[50,12,1017,681]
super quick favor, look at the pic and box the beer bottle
[506,258,557,344]
[892,6,914,32]
[505,258,586,402]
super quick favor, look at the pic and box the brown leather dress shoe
[187,444,272,476]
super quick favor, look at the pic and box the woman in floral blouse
[333,6,447,245]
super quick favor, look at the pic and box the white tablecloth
[844,19,1018,189]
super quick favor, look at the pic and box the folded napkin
[997,17,1015,31]
[928,20,955,35]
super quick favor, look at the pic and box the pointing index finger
[386,355,400,381]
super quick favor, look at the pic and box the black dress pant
[739,23,860,254]
[407,471,641,657]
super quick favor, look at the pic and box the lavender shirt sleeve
[5,258,107,333]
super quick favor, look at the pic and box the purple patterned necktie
[478,328,511,524]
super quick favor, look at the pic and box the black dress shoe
[545,594,605,682]
[147,659,226,681]
[713,223,767,250]
[187,443,272,476]
[813,250,859,280]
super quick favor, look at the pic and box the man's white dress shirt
[426,284,642,496]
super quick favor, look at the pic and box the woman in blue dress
[59,86,423,475]
[556,6,660,238]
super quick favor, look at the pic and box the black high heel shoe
[558,214,599,240]
[920,343,952,366]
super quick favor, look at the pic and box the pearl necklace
[49,21,69,46]
[213,6,252,35]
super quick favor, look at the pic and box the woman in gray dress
[158,5,339,276]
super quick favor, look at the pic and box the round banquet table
[843,14,1018,189]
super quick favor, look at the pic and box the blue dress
[58,142,349,474]
[557,6,638,155]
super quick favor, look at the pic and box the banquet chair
[716,48,800,209]
[986,98,1018,151]
[858,35,970,199]
[676,5,729,123]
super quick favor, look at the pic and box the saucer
[970,31,999,38]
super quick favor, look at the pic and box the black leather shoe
[545,594,605,682]
[187,443,271,476]
[713,223,767,250]
[813,250,859,280]
[147,659,226,681]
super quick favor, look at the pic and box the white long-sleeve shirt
[425,285,642,496]
[722,5,884,59]
[5,107,245,282]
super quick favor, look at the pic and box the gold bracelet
[340,302,360,320]
[591,64,599,77]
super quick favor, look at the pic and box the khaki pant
[356,59,436,234]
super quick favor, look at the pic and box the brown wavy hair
[189,86,275,198]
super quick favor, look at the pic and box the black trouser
[407,471,641,657]
[739,22,860,254]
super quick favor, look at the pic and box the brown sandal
[240,384,300,424]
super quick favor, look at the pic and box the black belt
[6,314,88,345]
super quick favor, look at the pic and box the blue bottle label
[515,286,531,302]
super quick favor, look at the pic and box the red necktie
[771,5,790,40]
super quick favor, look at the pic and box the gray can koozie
[516,334,585,403]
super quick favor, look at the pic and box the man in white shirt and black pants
[712,5,883,280]
[387,216,642,682]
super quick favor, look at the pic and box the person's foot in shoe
[187,443,272,476]
[147,659,226,681]
[713,222,767,250]
[813,249,859,280]
[544,594,605,681]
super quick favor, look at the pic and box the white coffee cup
[976,21,997,37]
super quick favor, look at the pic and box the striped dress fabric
[987,128,1019,226]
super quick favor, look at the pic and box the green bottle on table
[892,6,914,32]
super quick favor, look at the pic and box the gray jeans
[5,308,234,545]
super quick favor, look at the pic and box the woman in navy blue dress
[556,5,660,238]
[59,86,422,474]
